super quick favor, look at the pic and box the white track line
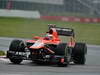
[0,56,6,58]
[0,58,9,62]
[0,56,9,62]
[0,74,23,75]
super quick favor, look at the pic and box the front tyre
[9,58,23,64]
[9,40,26,52]
[7,40,26,64]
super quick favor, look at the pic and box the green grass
[0,50,5,56]
[0,17,100,45]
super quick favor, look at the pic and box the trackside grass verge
[0,50,5,56]
[0,17,100,45]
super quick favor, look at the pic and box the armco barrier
[41,16,100,23]
[0,9,40,19]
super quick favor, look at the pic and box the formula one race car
[7,24,87,67]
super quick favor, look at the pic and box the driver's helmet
[45,34,53,40]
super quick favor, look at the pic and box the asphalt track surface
[0,37,100,75]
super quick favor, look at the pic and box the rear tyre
[7,40,26,64]
[55,43,67,55]
[55,43,70,67]
[72,43,87,64]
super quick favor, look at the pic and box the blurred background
[0,0,100,17]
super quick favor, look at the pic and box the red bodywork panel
[26,28,61,49]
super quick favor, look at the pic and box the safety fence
[41,16,100,23]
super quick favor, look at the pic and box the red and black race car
[7,24,87,67]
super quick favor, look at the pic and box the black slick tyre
[9,58,23,64]
[55,43,69,67]
[8,40,26,64]
[72,43,87,65]
[9,40,26,52]
[55,43,67,55]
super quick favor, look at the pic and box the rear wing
[55,27,74,37]
[48,24,75,37]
